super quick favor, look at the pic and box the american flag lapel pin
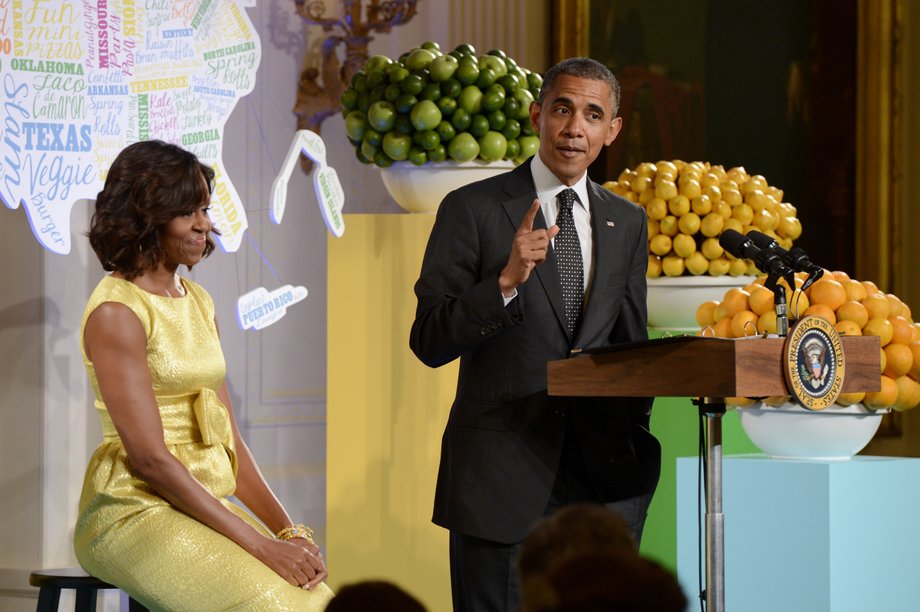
[606,218,616,227]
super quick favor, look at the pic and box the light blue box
[676,455,920,612]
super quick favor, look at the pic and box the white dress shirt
[530,153,594,294]
[502,155,595,306]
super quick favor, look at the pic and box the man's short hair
[538,57,621,116]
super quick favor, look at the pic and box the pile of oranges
[695,270,920,412]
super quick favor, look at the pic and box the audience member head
[518,502,638,583]
[89,139,218,279]
[518,503,657,612]
[323,579,427,612]
[523,550,687,612]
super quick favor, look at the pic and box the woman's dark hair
[88,139,217,279]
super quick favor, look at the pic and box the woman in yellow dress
[74,140,334,611]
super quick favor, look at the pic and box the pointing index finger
[519,198,541,233]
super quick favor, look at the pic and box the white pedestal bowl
[647,275,756,331]
[737,401,887,461]
[379,160,516,214]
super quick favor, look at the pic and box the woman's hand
[253,537,328,589]
[288,537,328,589]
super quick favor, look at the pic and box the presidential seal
[783,315,846,410]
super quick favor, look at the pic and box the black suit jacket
[410,159,660,544]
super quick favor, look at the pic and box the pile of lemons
[603,161,802,278]
[695,271,920,412]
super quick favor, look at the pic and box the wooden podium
[548,334,880,612]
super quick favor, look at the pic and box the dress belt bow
[193,387,231,447]
[192,387,238,476]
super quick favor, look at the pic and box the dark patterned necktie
[555,188,584,338]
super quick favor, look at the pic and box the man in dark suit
[409,57,661,612]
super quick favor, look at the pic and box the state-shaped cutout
[0,0,260,254]
[270,129,345,237]
[236,284,308,331]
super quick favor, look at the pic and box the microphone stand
[764,274,788,337]
[695,266,788,612]
[693,395,726,612]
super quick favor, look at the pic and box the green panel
[637,331,761,571]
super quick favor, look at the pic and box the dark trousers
[448,425,655,612]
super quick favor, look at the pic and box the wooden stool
[28,568,147,612]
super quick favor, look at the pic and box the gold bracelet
[276,523,315,543]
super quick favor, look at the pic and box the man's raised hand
[499,199,560,298]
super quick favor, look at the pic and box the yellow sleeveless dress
[74,275,333,611]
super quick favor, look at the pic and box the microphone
[720,229,795,336]
[745,230,824,288]
[718,229,796,287]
